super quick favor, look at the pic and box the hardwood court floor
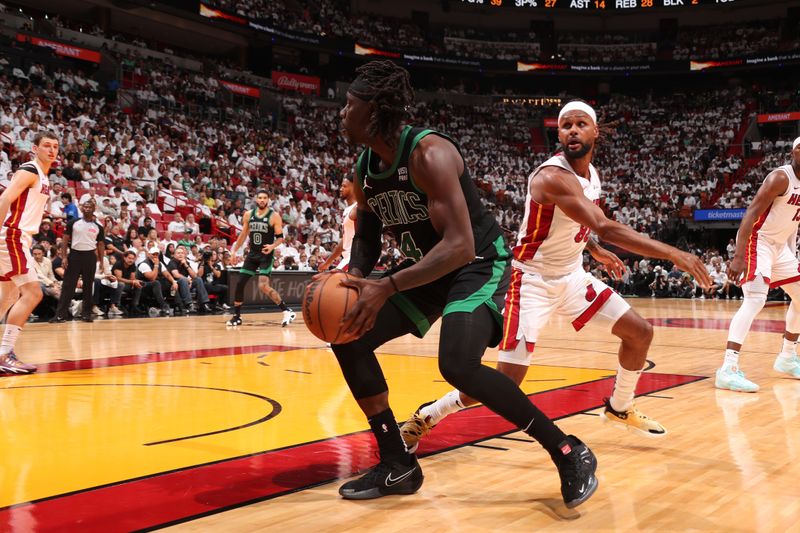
[1,298,799,532]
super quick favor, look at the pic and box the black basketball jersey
[247,207,275,257]
[355,125,504,264]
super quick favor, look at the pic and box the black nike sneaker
[556,435,598,509]
[339,455,423,500]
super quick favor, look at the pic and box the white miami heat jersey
[4,159,50,235]
[747,164,800,247]
[512,154,601,277]
[337,202,357,267]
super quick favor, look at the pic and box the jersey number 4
[400,231,423,263]
[574,226,591,243]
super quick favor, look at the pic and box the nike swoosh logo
[385,467,417,487]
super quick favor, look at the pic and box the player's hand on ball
[339,277,393,338]
[674,251,712,289]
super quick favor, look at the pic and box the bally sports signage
[271,71,320,95]
[16,34,101,63]
[757,112,800,124]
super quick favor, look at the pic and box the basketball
[302,272,360,344]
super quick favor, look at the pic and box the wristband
[388,275,400,294]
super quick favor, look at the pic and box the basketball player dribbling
[227,190,296,327]
[319,176,357,272]
[330,61,599,509]
[401,101,713,449]
[716,137,800,392]
[0,131,58,374]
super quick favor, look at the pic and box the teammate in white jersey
[0,131,58,374]
[319,176,357,272]
[401,101,711,444]
[716,137,800,392]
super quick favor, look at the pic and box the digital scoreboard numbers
[459,0,736,9]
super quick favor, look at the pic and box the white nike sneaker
[282,310,296,327]
[715,365,759,393]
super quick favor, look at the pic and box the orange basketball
[302,272,359,344]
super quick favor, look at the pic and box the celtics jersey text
[247,208,275,257]
[355,125,504,266]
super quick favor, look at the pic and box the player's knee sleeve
[234,273,252,302]
[331,341,387,399]
[497,341,533,367]
[729,278,768,345]
[438,309,496,390]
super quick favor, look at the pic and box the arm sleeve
[65,219,76,236]
[348,208,383,276]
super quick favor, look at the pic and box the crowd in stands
[715,150,785,209]
[593,88,746,240]
[202,0,796,64]
[672,21,792,61]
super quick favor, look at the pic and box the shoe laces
[361,460,396,484]
[560,448,592,485]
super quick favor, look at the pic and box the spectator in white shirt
[168,213,186,233]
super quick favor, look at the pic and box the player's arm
[319,240,343,271]
[728,169,789,283]
[230,210,251,256]
[341,136,475,337]
[537,167,712,288]
[346,175,382,278]
[0,168,36,227]
[264,212,284,254]
[389,136,476,289]
[586,238,625,280]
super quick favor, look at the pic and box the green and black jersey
[355,125,505,265]
[246,208,275,259]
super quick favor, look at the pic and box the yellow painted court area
[0,347,612,508]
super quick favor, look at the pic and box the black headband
[347,77,377,101]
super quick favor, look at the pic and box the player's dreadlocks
[349,60,414,144]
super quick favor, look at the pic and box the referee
[51,200,105,323]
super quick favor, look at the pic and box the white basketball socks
[419,389,465,426]
[724,349,740,370]
[0,324,21,356]
[609,363,643,413]
[778,338,798,362]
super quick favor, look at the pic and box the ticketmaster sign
[693,209,746,221]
